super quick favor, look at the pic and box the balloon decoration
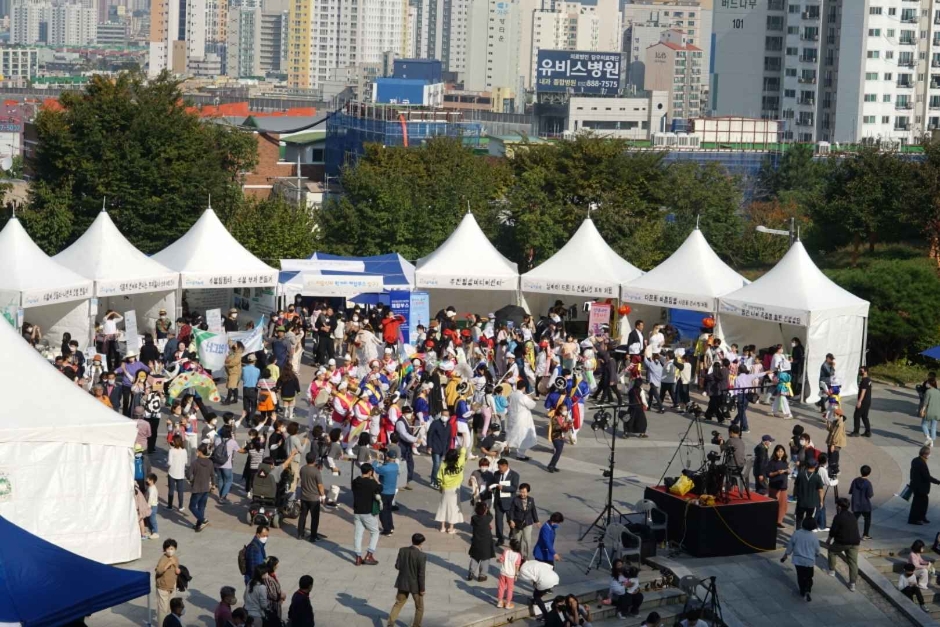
[618,304,632,316]
[702,316,716,329]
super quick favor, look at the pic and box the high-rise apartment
[50,3,97,45]
[410,0,470,76]
[11,0,49,44]
[466,0,539,93]
[622,0,712,93]
[260,8,288,75]
[226,5,261,77]
[147,0,206,76]
[713,0,940,144]
[644,29,703,120]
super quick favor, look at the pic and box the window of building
[867,50,880,58]
[868,29,880,37]
[865,72,878,80]
[864,93,876,102]
[884,94,892,102]
[870,6,882,15]
[863,115,876,123]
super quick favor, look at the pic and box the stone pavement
[94,369,940,626]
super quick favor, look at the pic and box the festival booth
[718,240,869,403]
[279,252,416,305]
[152,207,278,326]
[0,318,139,565]
[0,516,149,626]
[54,210,179,341]
[521,218,642,331]
[415,211,520,315]
[0,217,93,352]
[620,227,748,347]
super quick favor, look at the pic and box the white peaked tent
[153,208,278,320]
[55,210,180,337]
[521,218,642,318]
[620,228,748,342]
[0,217,93,350]
[0,317,139,564]
[718,240,869,403]
[415,211,520,313]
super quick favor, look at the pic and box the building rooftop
[280,129,326,145]
[654,40,702,51]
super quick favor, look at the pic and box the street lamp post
[755,216,796,248]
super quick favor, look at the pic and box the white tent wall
[26,300,91,352]
[0,439,139,564]
[99,290,176,338]
[807,314,866,402]
[621,305,667,339]
[428,289,520,318]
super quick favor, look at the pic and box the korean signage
[206,308,223,333]
[718,300,807,327]
[588,303,612,336]
[96,274,179,297]
[387,290,431,345]
[621,288,714,313]
[181,272,278,289]
[124,309,140,353]
[280,259,366,273]
[535,50,622,94]
[21,283,92,307]
[416,275,516,290]
[301,274,384,297]
[719,0,757,9]
[521,277,617,298]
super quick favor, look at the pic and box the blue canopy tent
[279,253,415,304]
[0,516,150,627]
[922,346,940,360]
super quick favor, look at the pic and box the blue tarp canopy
[0,516,150,627]
[279,253,415,302]
[922,346,940,360]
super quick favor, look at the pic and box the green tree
[501,135,667,269]
[737,199,810,268]
[913,139,940,266]
[227,196,316,263]
[21,71,258,254]
[757,143,829,207]
[826,258,940,363]
[659,162,743,264]
[317,138,511,259]
[811,147,915,264]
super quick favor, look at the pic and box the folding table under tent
[0,316,139,565]
[718,240,869,403]
[54,209,179,341]
[152,207,278,325]
[0,217,93,352]
[279,252,415,304]
[521,218,642,323]
[620,227,748,347]
[415,211,520,314]
[0,516,149,627]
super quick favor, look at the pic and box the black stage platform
[643,485,778,558]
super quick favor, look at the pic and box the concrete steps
[867,553,940,619]
[443,564,686,627]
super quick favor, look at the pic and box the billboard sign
[535,50,622,94]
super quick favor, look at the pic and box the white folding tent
[54,210,180,339]
[0,316,139,565]
[415,211,519,314]
[0,218,93,351]
[620,227,748,343]
[153,208,278,322]
[521,218,642,318]
[718,240,869,403]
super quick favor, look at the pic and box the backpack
[237,544,249,575]
[211,438,231,466]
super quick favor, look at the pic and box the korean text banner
[621,288,715,314]
[535,50,622,94]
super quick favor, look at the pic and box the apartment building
[465,0,539,94]
[49,3,97,45]
[227,5,262,77]
[11,0,48,45]
[0,47,39,79]
[148,0,207,76]
[644,29,703,120]
[713,0,940,144]
[622,0,712,90]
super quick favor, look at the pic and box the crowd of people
[31,297,922,626]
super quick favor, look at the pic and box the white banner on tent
[621,288,714,313]
[521,277,617,297]
[416,275,516,291]
[96,275,179,297]
[21,284,92,307]
[302,274,384,296]
[206,308,223,333]
[124,310,140,353]
[280,259,365,273]
[718,300,807,327]
[181,272,278,289]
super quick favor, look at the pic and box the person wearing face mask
[116,351,150,416]
[155,539,181,626]
[790,338,806,399]
[224,308,240,333]
[155,309,172,340]
[100,371,122,412]
[244,525,270,585]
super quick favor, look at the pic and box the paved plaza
[95,366,940,627]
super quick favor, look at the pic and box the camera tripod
[656,405,707,488]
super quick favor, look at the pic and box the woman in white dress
[355,324,383,378]
[505,379,538,461]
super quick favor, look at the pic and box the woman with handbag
[264,557,287,627]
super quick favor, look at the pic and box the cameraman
[717,425,747,470]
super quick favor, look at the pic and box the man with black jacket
[909,446,940,525]
[352,463,382,566]
[826,497,861,591]
[315,307,336,365]
[288,575,315,627]
[753,435,774,495]
[490,459,521,546]
[508,483,539,558]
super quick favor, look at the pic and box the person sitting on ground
[900,563,931,613]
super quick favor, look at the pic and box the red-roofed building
[644,29,704,122]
